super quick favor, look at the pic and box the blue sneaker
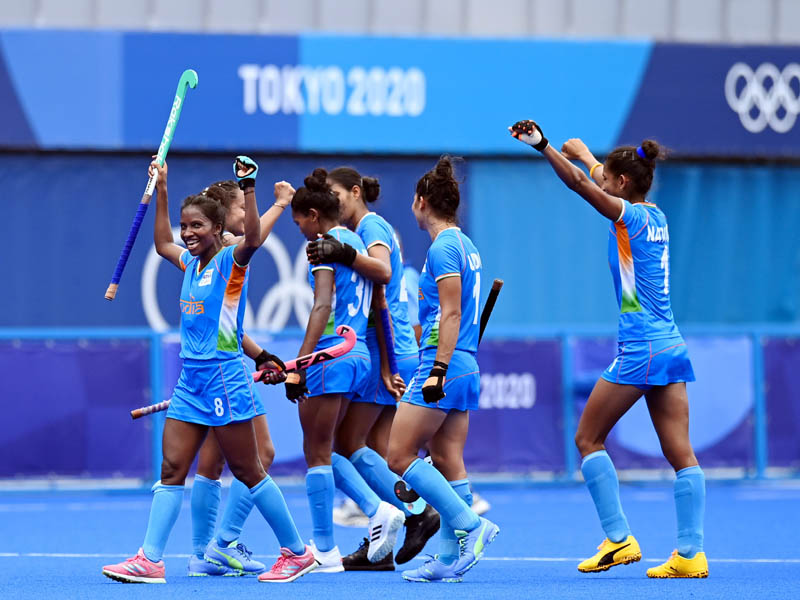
[401,556,462,583]
[187,554,238,577]
[452,517,500,576]
[205,539,266,575]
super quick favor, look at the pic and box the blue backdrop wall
[3,153,799,329]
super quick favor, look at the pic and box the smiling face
[180,205,222,256]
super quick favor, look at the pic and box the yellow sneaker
[578,535,642,573]
[647,550,708,578]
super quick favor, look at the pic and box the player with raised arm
[386,156,500,583]
[509,120,707,578]
[102,158,317,584]
[288,169,405,573]
[306,167,440,570]
[185,177,297,577]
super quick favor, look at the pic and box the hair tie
[636,147,647,159]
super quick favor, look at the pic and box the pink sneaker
[258,546,318,583]
[102,548,166,583]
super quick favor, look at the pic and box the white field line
[0,552,798,564]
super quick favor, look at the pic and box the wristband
[590,163,602,178]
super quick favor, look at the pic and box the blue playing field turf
[2,481,798,600]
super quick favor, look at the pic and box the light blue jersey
[178,245,248,360]
[355,212,419,357]
[418,227,481,354]
[308,226,371,356]
[608,200,680,342]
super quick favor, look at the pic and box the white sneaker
[366,501,405,563]
[472,492,491,516]
[309,540,344,573]
[332,498,369,528]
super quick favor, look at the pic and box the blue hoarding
[0,30,797,157]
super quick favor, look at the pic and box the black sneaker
[342,538,395,571]
[395,504,441,564]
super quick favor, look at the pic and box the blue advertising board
[0,30,797,157]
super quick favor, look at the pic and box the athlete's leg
[367,405,396,458]
[191,436,226,562]
[337,403,411,516]
[144,419,208,562]
[388,404,478,533]
[646,383,705,560]
[217,415,276,546]
[299,394,345,553]
[428,410,473,564]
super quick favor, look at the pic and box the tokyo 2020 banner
[0,31,797,157]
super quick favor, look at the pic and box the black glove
[421,360,448,404]
[306,233,357,266]
[254,349,287,385]
[285,370,308,403]
[509,120,549,152]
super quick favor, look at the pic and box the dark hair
[181,194,226,237]
[328,167,380,204]
[291,168,340,220]
[605,140,665,197]
[203,179,239,209]
[415,155,461,220]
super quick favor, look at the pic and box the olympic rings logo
[724,62,800,133]
[141,228,313,332]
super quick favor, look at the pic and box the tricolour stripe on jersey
[614,221,642,313]
[217,260,246,352]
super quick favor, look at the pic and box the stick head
[334,325,357,352]
[179,69,198,91]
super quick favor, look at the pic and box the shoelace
[357,537,369,551]
[271,553,290,573]
[235,543,253,560]
[458,535,468,556]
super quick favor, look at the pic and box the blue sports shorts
[401,349,479,412]
[356,351,420,406]
[305,351,371,400]
[169,356,262,426]
[601,335,696,391]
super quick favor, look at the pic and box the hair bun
[304,167,329,192]
[640,140,661,162]
[433,156,454,180]
[362,176,380,203]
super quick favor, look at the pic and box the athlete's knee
[226,458,265,489]
[258,441,275,472]
[386,447,415,476]
[574,430,604,456]
[160,456,189,485]
[196,454,225,480]
[662,446,697,471]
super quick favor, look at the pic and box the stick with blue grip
[104,69,198,300]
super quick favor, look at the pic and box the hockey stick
[105,69,198,300]
[394,279,504,505]
[130,325,356,419]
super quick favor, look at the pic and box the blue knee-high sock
[191,475,221,558]
[331,452,380,518]
[217,478,254,545]
[306,465,335,552]
[675,466,705,558]
[581,450,631,543]
[350,446,412,517]
[248,475,305,555]
[439,479,473,565]
[402,458,480,532]
[142,482,184,562]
